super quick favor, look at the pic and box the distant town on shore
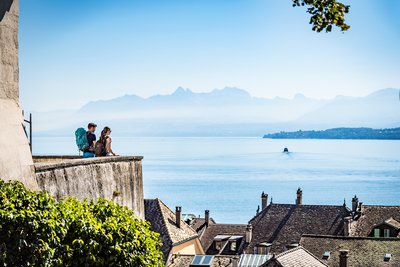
[263,127,400,140]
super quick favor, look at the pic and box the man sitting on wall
[83,122,97,158]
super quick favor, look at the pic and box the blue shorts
[83,152,95,158]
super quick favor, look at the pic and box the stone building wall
[0,0,19,101]
[35,156,145,219]
[0,0,37,189]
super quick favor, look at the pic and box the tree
[292,0,350,32]
[0,180,164,267]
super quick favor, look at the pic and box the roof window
[190,255,214,266]
[322,251,331,260]
[384,253,392,262]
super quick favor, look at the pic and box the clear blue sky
[19,0,400,111]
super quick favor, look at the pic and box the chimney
[296,188,302,206]
[344,217,352,236]
[261,192,268,210]
[205,210,210,227]
[245,224,252,243]
[175,206,181,228]
[351,195,358,212]
[339,249,349,267]
[231,258,238,267]
[358,202,363,212]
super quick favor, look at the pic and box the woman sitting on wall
[96,126,117,156]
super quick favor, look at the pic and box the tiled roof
[351,205,400,236]
[246,203,350,254]
[199,224,247,255]
[167,254,240,267]
[300,234,400,267]
[261,246,328,267]
[189,217,216,232]
[384,218,400,230]
[144,199,199,261]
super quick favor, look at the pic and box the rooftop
[199,223,247,255]
[300,234,400,267]
[144,198,199,261]
[246,203,350,254]
[168,254,240,267]
[261,246,328,267]
[350,205,400,236]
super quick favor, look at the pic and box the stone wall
[0,0,19,101]
[34,156,145,219]
[0,0,37,189]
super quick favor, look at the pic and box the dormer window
[255,242,272,255]
[384,229,390,238]
[374,228,380,237]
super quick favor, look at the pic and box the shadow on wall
[0,0,13,21]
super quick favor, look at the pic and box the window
[384,229,390,237]
[257,246,267,255]
[322,251,331,260]
[374,228,380,237]
[190,255,213,267]
[384,253,392,262]
[215,241,222,250]
[230,241,237,251]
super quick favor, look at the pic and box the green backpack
[75,128,89,151]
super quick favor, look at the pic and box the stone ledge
[34,156,144,172]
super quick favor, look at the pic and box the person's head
[101,126,111,137]
[88,122,97,133]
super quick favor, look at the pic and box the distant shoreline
[263,127,400,140]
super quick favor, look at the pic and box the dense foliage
[0,180,164,267]
[263,127,400,140]
[292,0,350,32]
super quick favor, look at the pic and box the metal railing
[22,111,32,153]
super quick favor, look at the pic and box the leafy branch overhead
[292,0,350,32]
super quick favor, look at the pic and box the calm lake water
[34,137,400,223]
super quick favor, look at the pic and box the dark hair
[99,126,111,145]
[88,122,97,129]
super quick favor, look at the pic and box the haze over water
[35,136,400,223]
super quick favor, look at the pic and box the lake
[33,136,400,224]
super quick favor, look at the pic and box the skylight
[190,255,214,266]
[384,253,392,262]
[322,251,331,259]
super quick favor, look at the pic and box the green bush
[0,180,164,266]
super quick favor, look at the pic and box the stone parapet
[35,156,145,219]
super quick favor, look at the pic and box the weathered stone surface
[35,156,145,219]
[0,99,38,189]
[0,0,36,189]
[0,0,19,102]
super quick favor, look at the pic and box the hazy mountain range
[34,87,400,136]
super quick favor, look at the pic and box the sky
[19,0,400,112]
